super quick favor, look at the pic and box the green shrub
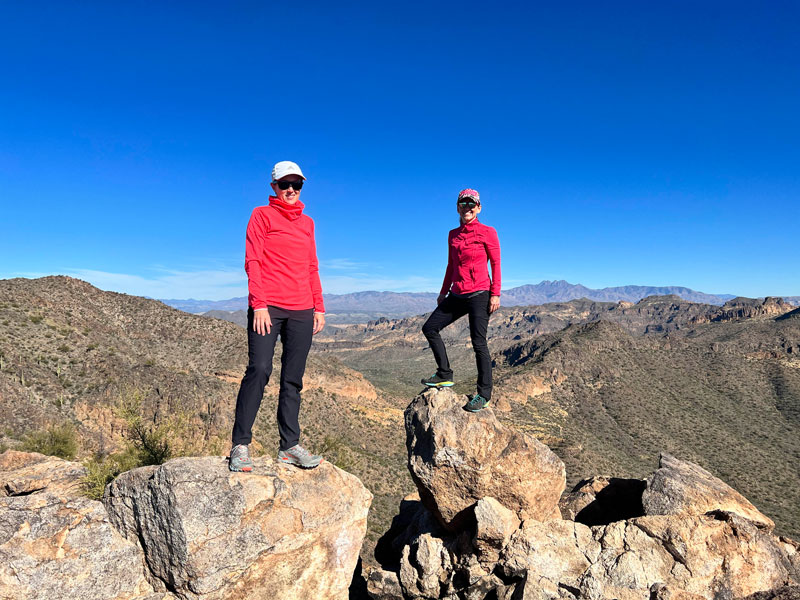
[81,389,201,499]
[29,315,43,324]
[21,423,79,459]
[116,391,172,465]
[83,449,141,500]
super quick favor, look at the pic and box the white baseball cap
[271,160,306,182]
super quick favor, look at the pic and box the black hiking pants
[422,290,492,400]
[232,306,314,451]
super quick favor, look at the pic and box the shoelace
[291,446,310,457]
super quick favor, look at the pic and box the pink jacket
[245,197,325,312]
[440,219,501,296]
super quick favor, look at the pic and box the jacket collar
[459,217,480,231]
[268,196,305,221]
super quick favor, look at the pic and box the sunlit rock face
[404,387,566,530]
[104,456,372,600]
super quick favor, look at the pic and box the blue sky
[2,1,798,300]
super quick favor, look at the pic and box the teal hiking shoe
[278,444,323,469]
[229,444,253,472]
[464,394,489,412]
[421,374,455,388]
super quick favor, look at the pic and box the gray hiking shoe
[229,444,253,472]
[278,444,322,469]
[464,393,490,413]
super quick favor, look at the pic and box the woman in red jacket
[229,160,326,472]
[421,188,501,412]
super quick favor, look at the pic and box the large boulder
[104,456,372,600]
[642,453,775,530]
[0,450,161,600]
[404,388,565,529]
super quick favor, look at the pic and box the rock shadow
[571,477,646,526]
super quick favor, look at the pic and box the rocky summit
[368,388,800,599]
[0,449,372,600]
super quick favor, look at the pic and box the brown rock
[579,514,797,599]
[501,519,600,594]
[493,396,512,412]
[398,532,452,598]
[405,388,566,529]
[104,456,372,600]
[737,586,800,600]
[366,568,404,600]
[473,497,521,565]
[650,583,708,599]
[781,537,800,575]
[0,449,86,497]
[642,453,774,530]
[0,489,158,600]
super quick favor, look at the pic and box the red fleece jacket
[245,196,325,312]
[440,219,501,296]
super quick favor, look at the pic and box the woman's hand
[313,312,325,335]
[437,293,447,305]
[489,296,500,314]
[253,309,272,336]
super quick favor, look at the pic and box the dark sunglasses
[458,199,479,209]
[275,179,304,190]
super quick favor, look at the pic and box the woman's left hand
[489,296,500,314]
[313,312,326,335]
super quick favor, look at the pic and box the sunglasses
[275,179,304,190]
[458,199,479,209]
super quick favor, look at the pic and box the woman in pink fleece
[229,160,326,472]
[421,188,501,412]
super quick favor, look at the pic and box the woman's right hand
[437,293,447,305]
[253,309,272,336]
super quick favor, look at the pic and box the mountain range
[159,280,799,325]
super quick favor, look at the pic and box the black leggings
[232,306,314,450]
[421,291,492,400]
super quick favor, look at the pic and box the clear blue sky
[2,1,798,299]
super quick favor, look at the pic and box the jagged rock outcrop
[404,388,566,529]
[370,391,800,599]
[0,450,163,600]
[701,297,795,323]
[642,452,775,530]
[104,456,372,600]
